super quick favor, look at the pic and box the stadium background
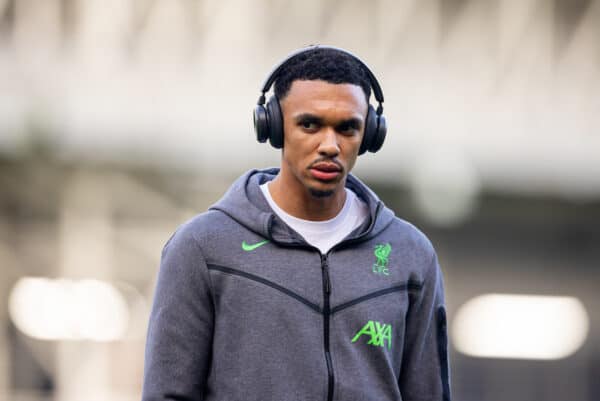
[0,0,599,400]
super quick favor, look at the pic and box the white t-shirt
[260,182,369,254]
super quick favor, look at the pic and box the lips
[309,161,342,181]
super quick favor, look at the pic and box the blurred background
[0,0,599,400]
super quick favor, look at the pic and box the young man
[142,46,451,401]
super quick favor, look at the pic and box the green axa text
[351,320,392,349]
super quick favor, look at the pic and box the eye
[299,119,320,132]
[337,121,360,135]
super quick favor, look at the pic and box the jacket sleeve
[399,251,451,401]
[141,227,215,401]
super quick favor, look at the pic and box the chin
[300,172,346,198]
[306,179,344,198]
[308,187,335,198]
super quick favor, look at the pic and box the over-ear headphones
[253,45,387,155]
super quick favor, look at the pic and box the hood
[209,168,395,246]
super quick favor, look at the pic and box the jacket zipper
[319,206,378,401]
[320,254,334,401]
[272,201,384,401]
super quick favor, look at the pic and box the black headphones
[253,45,387,155]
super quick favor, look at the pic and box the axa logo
[351,320,392,349]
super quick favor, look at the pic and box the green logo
[372,243,392,275]
[241,240,270,251]
[351,320,392,349]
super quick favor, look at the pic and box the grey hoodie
[142,168,451,401]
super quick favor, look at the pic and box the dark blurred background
[0,1,599,400]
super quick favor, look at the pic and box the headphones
[253,45,387,155]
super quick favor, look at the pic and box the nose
[317,128,340,157]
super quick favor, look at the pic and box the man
[142,46,451,401]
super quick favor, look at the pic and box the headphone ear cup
[266,96,284,149]
[254,104,270,143]
[368,114,387,153]
[359,105,377,155]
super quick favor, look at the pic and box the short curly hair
[273,47,372,102]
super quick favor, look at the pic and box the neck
[268,172,347,221]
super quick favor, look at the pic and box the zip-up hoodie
[142,168,451,401]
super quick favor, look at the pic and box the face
[279,80,368,198]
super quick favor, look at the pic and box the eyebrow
[336,118,362,130]
[294,113,363,129]
[294,114,323,125]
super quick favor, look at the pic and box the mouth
[309,161,343,182]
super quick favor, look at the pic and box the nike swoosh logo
[242,240,270,251]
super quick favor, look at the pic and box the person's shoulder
[385,214,436,261]
[163,209,230,251]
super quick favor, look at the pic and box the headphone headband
[257,45,384,114]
